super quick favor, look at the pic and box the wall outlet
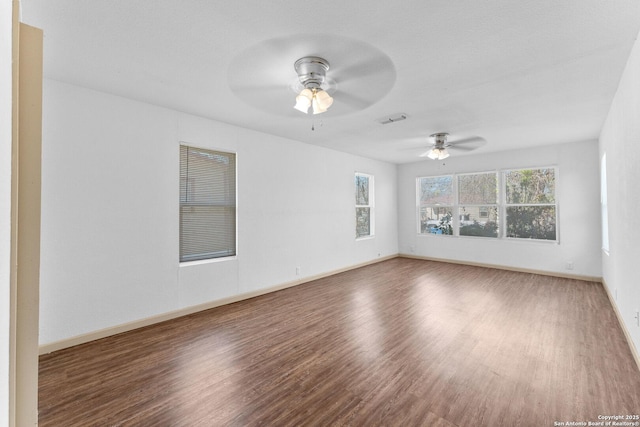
[409,246,415,253]
[635,310,640,327]
[295,266,301,276]
[565,261,574,270]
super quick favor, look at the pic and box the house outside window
[458,172,499,238]
[417,167,557,241]
[417,175,454,235]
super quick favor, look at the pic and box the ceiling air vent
[376,113,407,125]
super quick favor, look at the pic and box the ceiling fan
[227,34,396,117]
[420,133,486,160]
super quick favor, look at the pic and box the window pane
[506,206,556,240]
[505,168,555,204]
[180,145,236,262]
[355,175,369,205]
[419,206,453,235]
[459,206,498,237]
[356,207,370,238]
[419,176,453,205]
[180,206,236,261]
[458,172,497,204]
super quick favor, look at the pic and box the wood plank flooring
[38,258,640,426]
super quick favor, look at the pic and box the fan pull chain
[311,120,323,131]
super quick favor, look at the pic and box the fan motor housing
[294,56,330,89]
[431,132,449,147]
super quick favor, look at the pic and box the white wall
[0,1,14,425]
[600,29,640,355]
[397,140,602,278]
[39,79,398,346]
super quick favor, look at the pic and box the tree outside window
[416,167,557,241]
[504,168,556,241]
[355,173,374,238]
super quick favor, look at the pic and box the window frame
[502,166,558,242]
[416,174,455,236]
[457,171,499,239]
[416,166,558,243]
[179,144,237,263]
[355,172,375,239]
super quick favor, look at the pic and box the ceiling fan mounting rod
[294,56,330,89]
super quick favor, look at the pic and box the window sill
[416,233,559,245]
[179,256,238,267]
[356,235,375,241]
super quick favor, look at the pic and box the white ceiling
[21,0,640,163]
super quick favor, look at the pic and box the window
[504,168,557,241]
[417,167,557,241]
[179,145,236,262]
[417,175,453,235]
[458,172,498,238]
[355,173,374,238]
[601,154,609,253]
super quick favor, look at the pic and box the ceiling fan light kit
[293,56,334,114]
[427,147,450,160]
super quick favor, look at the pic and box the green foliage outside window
[505,168,556,240]
[417,168,556,241]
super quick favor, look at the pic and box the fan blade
[449,136,486,146]
[448,144,477,152]
[332,55,395,84]
[447,136,486,151]
[332,91,370,110]
[335,62,395,106]
[259,37,301,59]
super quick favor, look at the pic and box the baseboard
[39,254,398,355]
[39,253,606,355]
[601,278,640,373]
[398,253,603,283]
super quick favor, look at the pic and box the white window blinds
[179,145,236,262]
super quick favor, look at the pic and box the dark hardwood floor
[38,258,640,426]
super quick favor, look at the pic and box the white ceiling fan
[419,133,486,160]
[227,34,396,117]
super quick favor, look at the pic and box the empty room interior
[3,0,640,426]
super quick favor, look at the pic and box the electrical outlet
[295,266,301,276]
[409,246,415,253]
[635,310,640,327]
[565,261,574,270]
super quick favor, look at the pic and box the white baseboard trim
[39,254,398,355]
[398,253,603,283]
[601,278,640,373]
[39,254,608,355]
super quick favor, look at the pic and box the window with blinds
[179,145,236,262]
